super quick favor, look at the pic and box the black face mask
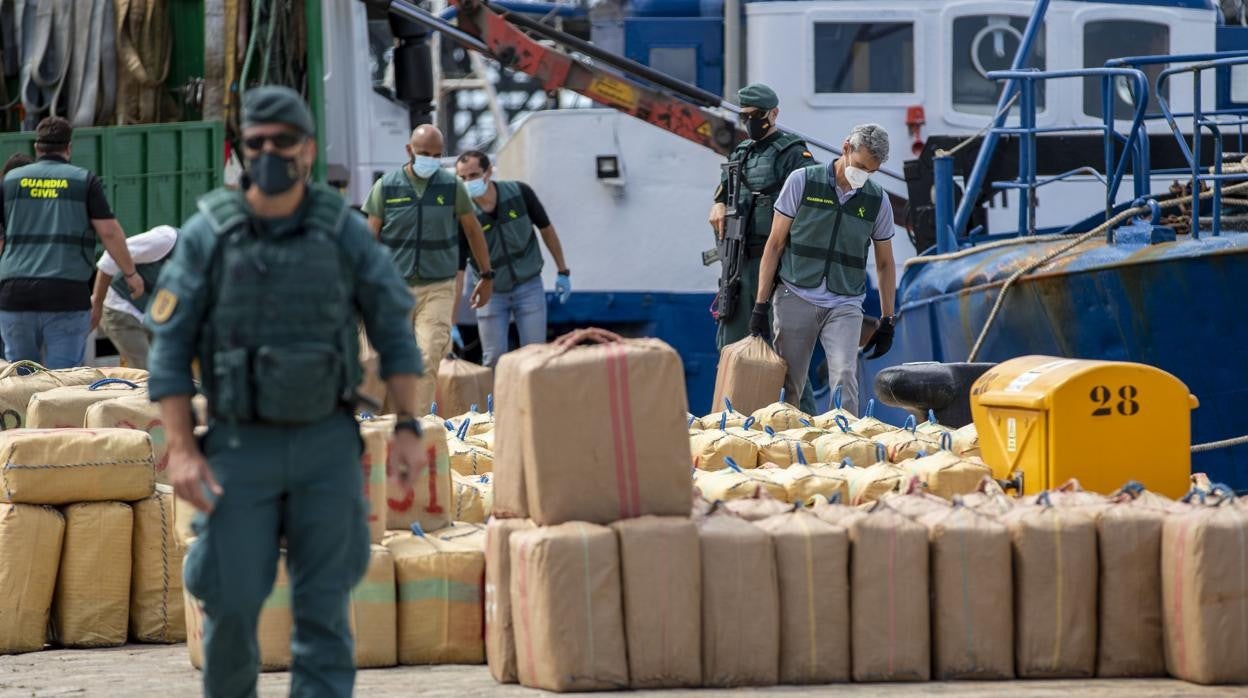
[744,111,771,140]
[247,152,302,195]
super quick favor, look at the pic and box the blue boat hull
[863,233,1248,489]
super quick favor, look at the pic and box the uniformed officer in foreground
[148,86,428,697]
[708,83,815,350]
[751,123,898,416]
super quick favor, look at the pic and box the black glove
[862,315,895,359]
[749,302,771,339]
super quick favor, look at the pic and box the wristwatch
[394,417,423,438]
[479,269,496,281]
[558,268,571,277]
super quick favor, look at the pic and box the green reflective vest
[729,131,809,247]
[195,184,361,424]
[779,164,884,296]
[110,253,171,314]
[377,167,459,284]
[0,159,96,282]
[471,180,543,293]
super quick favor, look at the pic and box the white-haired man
[749,124,897,416]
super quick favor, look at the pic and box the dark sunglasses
[242,132,304,151]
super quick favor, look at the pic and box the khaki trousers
[408,279,456,414]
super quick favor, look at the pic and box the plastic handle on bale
[796,447,807,466]
[834,415,851,433]
[443,420,455,431]
[359,411,375,420]
[688,415,697,428]
[833,384,843,410]
[410,522,427,537]
[800,418,813,427]
[488,394,494,416]
[724,456,743,473]
[743,416,756,430]
[723,397,734,413]
[941,432,953,451]
[1037,490,1053,507]
[430,401,438,416]
[1181,488,1207,504]
[765,426,776,437]
[1209,483,1237,504]
[904,414,917,433]
[719,412,728,431]
[828,491,842,504]
[470,403,479,413]
[917,450,927,459]
[1121,481,1145,498]
[841,457,854,469]
[865,399,875,418]
[779,388,787,404]
[89,378,139,390]
[457,420,470,441]
[928,409,938,426]
[875,443,886,463]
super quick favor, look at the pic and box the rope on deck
[1191,434,1248,453]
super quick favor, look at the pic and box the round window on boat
[951,15,1046,115]
[1082,20,1169,119]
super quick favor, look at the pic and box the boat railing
[934,67,1150,253]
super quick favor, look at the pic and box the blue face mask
[465,177,488,198]
[411,155,440,178]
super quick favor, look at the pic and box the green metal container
[0,120,225,235]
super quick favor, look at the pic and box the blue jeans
[476,275,548,367]
[0,310,92,369]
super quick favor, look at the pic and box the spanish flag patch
[149,289,178,325]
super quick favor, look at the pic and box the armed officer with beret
[709,84,816,406]
[148,86,428,697]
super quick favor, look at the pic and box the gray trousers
[772,285,863,416]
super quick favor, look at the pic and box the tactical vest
[472,180,543,293]
[110,254,171,313]
[378,166,459,284]
[730,131,808,247]
[195,184,361,425]
[0,159,96,282]
[779,164,884,296]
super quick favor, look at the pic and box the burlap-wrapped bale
[920,504,1014,679]
[846,460,908,506]
[755,431,816,469]
[0,428,154,504]
[511,522,629,691]
[452,471,493,524]
[131,485,185,643]
[698,401,749,431]
[779,425,828,443]
[1096,484,1168,678]
[874,416,941,463]
[698,508,779,687]
[0,503,65,654]
[757,509,850,684]
[447,434,494,476]
[849,400,894,439]
[53,501,133,648]
[1162,496,1248,684]
[916,409,955,438]
[1003,496,1098,678]
[881,480,953,521]
[386,529,485,665]
[902,440,994,500]
[952,422,981,458]
[497,335,691,525]
[810,384,856,429]
[610,516,701,688]
[812,416,879,468]
[84,391,169,481]
[368,417,452,534]
[0,363,103,429]
[490,346,541,519]
[768,464,848,506]
[721,488,794,521]
[696,463,787,503]
[711,335,786,416]
[750,390,811,433]
[850,502,930,681]
[485,518,534,684]
[350,545,398,668]
[96,366,149,382]
[436,358,493,420]
[689,429,758,472]
[26,379,144,429]
[430,521,487,550]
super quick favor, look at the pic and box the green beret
[738,83,779,110]
[242,86,315,135]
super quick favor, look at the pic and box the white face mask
[844,164,871,189]
[465,177,488,198]
[411,154,440,178]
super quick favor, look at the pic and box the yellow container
[970,356,1197,498]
